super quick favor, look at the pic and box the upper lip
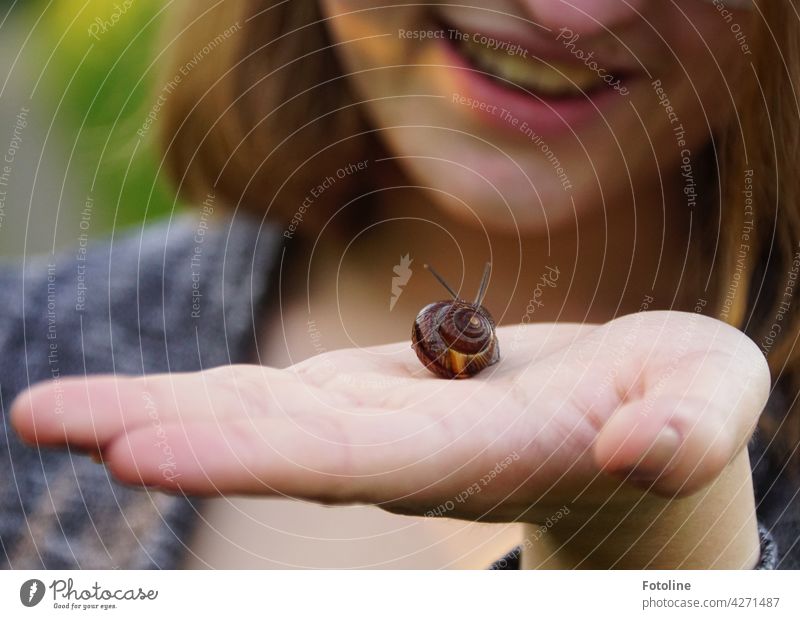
[434,12,642,76]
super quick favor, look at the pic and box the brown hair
[714,0,800,471]
[159,1,800,469]
[158,1,372,233]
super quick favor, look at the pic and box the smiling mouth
[441,23,631,101]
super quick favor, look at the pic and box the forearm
[521,449,760,569]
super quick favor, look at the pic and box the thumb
[592,325,770,498]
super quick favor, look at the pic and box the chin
[403,159,576,235]
[423,187,563,236]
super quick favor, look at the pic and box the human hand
[11,310,769,527]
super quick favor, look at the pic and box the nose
[518,0,649,36]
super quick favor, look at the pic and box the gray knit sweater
[0,212,797,569]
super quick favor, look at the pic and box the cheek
[677,10,750,83]
[320,0,377,15]
[666,13,749,133]
[319,2,433,73]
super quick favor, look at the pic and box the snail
[411,262,500,379]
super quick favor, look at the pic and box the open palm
[11,310,769,526]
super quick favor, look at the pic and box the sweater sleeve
[748,385,800,570]
[755,522,778,569]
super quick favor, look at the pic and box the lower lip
[437,37,632,137]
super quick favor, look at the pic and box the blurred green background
[0,0,176,255]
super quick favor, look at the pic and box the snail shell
[412,300,500,379]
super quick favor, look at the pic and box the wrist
[520,449,760,569]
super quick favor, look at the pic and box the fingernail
[619,426,682,482]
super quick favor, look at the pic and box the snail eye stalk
[473,262,491,307]
[423,263,459,300]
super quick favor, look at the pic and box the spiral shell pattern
[411,300,500,379]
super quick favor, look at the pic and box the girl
[4,0,798,569]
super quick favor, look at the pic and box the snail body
[411,263,500,379]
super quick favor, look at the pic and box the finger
[10,364,346,448]
[98,412,473,503]
[11,321,594,450]
[593,314,770,497]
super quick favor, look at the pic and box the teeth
[459,37,605,97]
